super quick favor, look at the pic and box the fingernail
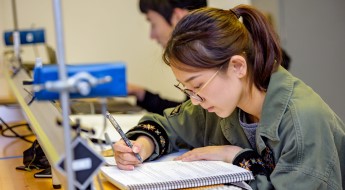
[133,147,139,153]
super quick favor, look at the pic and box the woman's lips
[206,106,215,112]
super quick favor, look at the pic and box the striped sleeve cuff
[126,121,169,161]
[233,149,267,177]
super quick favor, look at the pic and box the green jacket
[128,67,345,189]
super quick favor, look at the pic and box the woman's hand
[174,145,243,163]
[113,135,154,170]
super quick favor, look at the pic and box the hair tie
[230,9,239,19]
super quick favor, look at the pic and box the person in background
[114,5,345,189]
[127,0,207,115]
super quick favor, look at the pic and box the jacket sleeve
[126,100,228,161]
[136,90,186,115]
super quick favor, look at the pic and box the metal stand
[48,1,109,189]
[52,0,74,189]
[11,0,21,64]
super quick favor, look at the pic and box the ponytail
[232,5,282,90]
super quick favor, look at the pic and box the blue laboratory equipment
[4,28,46,45]
[32,62,127,100]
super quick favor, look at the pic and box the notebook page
[103,149,189,166]
[101,160,253,188]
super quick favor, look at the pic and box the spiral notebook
[101,160,254,190]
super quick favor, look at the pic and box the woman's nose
[190,98,201,106]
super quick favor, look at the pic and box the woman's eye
[194,84,202,89]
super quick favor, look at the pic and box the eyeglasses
[174,66,223,102]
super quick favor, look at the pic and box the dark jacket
[137,90,186,115]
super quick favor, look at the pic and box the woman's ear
[170,8,189,27]
[228,55,247,78]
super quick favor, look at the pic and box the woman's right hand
[113,135,154,170]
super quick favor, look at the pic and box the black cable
[0,117,34,143]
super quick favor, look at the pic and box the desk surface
[0,124,120,190]
[0,113,147,190]
[0,118,238,190]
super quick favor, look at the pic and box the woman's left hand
[174,145,243,163]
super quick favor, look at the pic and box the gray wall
[253,0,345,120]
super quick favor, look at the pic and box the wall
[283,0,345,120]
[1,0,250,102]
[253,0,345,120]
[0,0,5,56]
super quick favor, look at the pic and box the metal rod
[52,0,75,189]
[11,0,18,30]
[11,0,21,62]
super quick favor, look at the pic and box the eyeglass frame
[174,66,223,102]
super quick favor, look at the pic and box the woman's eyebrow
[183,74,201,83]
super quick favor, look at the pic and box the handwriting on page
[114,161,245,184]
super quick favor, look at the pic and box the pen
[105,111,143,162]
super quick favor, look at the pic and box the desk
[0,113,145,190]
[0,115,244,190]
[0,126,120,190]
[0,125,51,190]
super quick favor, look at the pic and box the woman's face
[171,64,244,118]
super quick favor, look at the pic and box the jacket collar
[256,66,294,152]
[220,108,253,148]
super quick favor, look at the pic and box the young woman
[114,5,345,189]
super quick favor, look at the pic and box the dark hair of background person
[163,5,282,92]
[139,0,207,25]
[281,49,291,70]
